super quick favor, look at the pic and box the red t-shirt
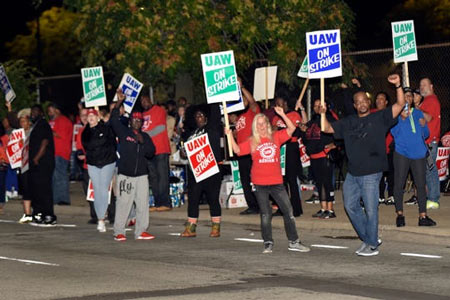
[236,106,261,144]
[271,111,302,143]
[49,115,73,160]
[238,130,291,185]
[141,105,170,155]
[420,94,441,144]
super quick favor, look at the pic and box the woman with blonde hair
[227,107,309,254]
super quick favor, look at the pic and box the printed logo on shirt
[142,115,152,131]
[126,136,137,143]
[275,120,286,128]
[235,116,246,132]
[256,142,277,163]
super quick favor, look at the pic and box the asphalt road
[1,215,449,300]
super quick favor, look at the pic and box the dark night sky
[0,0,432,62]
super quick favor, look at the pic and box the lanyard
[408,108,416,134]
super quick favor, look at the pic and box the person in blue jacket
[390,88,436,227]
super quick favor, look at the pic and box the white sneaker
[97,220,106,232]
[19,214,33,224]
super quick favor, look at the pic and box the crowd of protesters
[0,70,448,257]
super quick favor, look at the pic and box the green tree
[6,7,81,75]
[67,0,356,102]
[0,60,39,118]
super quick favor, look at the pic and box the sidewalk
[2,181,450,245]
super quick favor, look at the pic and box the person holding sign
[299,99,337,219]
[227,107,310,254]
[110,90,156,241]
[320,74,405,257]
[0,123,8,215]
[180,104,223,238]
[81,109,117,233]
[235,78,260,215]
[390,88,436,227]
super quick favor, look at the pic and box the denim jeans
[88,162,115,220]
[254,184,299,244]
[343,172,382,248]
[52,156,70,204]
[425,142,440,203]
[147,153,170,207]
[69,150,82,180]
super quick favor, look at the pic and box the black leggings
[284,142,303,216]
[187,168,222,218]
[238,155,259,210]
[393,151,427,214]
[310,157,334,202]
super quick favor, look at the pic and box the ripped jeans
[254,184,299,244]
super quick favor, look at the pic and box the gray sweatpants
[114,174,149,238]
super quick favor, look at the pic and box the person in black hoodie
[81,108,117,233]
[180,103,223,238]
[110,90,156,241]
[299,99,337,219]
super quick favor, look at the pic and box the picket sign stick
[320,78,325,131]
[297,78,310,104]
[404,61,410,87]
[265,66,269,109]
[222,100,233,157]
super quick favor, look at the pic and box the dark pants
[82,168,97,220]
[379,151,394,198]
[52,156,70,204]
[0,169,6,204]
[30,166,55,217]
[238,155,259,211]
[254,184,299,244]
[393,151,427,214]
[187,168,222,218]
[310,157,334,202]
[284,142,303,216]
[148,153,170,207]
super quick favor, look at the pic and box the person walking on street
[111,90,156,241]
[227,107,310,254]
[320,74,405,257]
[81,108,117,233]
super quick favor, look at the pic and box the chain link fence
[343,42,450,137]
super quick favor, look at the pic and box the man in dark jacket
[29,104,56,226]
[111,90,156,241]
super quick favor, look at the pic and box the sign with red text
[299,138,310,168]
[72,124,83,151]
[86,179,112,202]
[184,133,219,183]
[437,147,449,181]
[6,129,25,169]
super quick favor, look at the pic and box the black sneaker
[396,215,405,227]
[30,213,44,226]
[384,196,395,205]
[312,209,326,218]
[418,216,436,226]
[305,195,320,204]
[323,210,336,219]
[405,195,417,205]
[239,208,259,215]
[42,215,57,227]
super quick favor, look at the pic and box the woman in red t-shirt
[227,107,310,254]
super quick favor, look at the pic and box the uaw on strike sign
[113,73,144,113]
[306,29,342,79]
[184,134,219,183]
[201,50,239,104]
[6,129,25,169]
[391,20,418,63]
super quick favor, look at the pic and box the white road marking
[169,233,181,236]
[0,256,59,266]
[234,238,264,243]
[400,253,442,259]
[55,224,77,228]
[0,219,15,223]
[311,244,349,249]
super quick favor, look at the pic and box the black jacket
[110,107,155,177]
[81,121,117,167]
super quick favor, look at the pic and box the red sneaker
[114,234,127,242]
[137,232,155,240]
[127,218,136,226]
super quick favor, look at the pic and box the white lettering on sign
[207,75,236,96]
[309,53,340,72]
[193,152,215,176]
